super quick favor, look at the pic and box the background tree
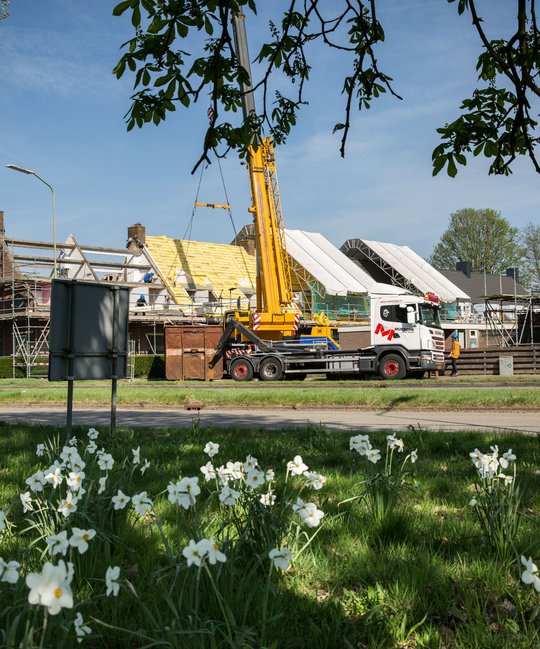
[429,208,521,273]
[0,1,9,21]
[520,222,540,290]
[112,1,540,176]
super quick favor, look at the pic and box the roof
[438,269,525,303]
[145,236,256,302]
[284,230,406,296]
[344,239,470,302]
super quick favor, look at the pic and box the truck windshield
[419,304,441,328]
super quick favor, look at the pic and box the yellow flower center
[213,543,219,550]
[54,588,62,598]
[83,533,89,541]
[66,503,72,509]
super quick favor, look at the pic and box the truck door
[373,303,421,352]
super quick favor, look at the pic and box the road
[0,405,538,434]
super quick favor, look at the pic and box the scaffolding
[484,294,540,347]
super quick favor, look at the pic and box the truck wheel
[229,358,254,382]
[259,357,283,381]
[379,354,406,380]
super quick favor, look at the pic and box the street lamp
[6,164,57,278]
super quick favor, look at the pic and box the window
[380,305,408,324]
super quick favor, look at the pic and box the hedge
[0,358,29,379]
[133,355,165,379]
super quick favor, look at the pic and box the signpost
[49,280,129,436]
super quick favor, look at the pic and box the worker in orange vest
[450,332,460,376]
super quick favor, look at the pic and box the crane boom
[231,13,297,338]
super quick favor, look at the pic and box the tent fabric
[284,230,406,297]
[360,240,470,302]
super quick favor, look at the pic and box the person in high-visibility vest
[450,332,460,376]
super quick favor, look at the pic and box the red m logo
[375,323,395,341]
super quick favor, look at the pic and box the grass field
[0,379,539,409]
[1,422,539,648]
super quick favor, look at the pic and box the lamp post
[6,164,57,278]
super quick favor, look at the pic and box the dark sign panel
[49,280,129,381]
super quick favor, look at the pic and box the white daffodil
[74,612,91,643]
[245,469,265,490]
[98,476,108,495]
[20,491,33,513]
[112,490,131,510]
[44,465,63,489]
[219,486,241,507]
[132,491,153,516]
[269,547,292,571]
[225,461,243,480]
[410,449,418,464]
[140,459,151,475]
[469,448,484,468]
[182,539,206,567]
[521,556,540,592]
[97,453,114,472]
[66,471,85,491]
[0,557,20,583]
[68,455,86,473]
[204,442,219,458]
[87,428,100,440]
[58,492,79,518]
[497,473,514,486]
[243,454,258,472]
[68,436,78,447]
[490,445,500,458]
[26,560,74,615]
[265,469,275,482]
[215,465,230,486]
[297,501,325,528]
[26,471,46,493]
[105,565,120,597]
[36,443,46,457]
[85,440,97,455]
[200,538,226,565]
[0,510,6,531]
[469,498,478,507]
[287,455,308,476]
[46,531,69,557]
[259,492,276,507]
[132,446,141,465]
[61,445,79,463]
[500,449,517,469]
[303,471,326,490]
[69,528,96,554]
[366,448,382,464]
[200,461,216,482]
[350,434,371,455]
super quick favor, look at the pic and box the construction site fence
[453,345,540,375]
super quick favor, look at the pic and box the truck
[220,293,446,381]
[214,15,445,381]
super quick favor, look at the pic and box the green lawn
[1,422,539,648]
[0,380,539,409]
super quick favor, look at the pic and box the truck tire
[259,357,283,381]
[379,354,406,380]
[229,357,254,382]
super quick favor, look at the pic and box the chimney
[456,261,472,278]
[232,224,256,256]
[506,267,520,284]
[127,223,146,248]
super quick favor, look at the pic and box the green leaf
[113,0,132,17]
[447,156,458,177]
[432,156,446,177]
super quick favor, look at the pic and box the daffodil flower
[219,486,240,506]
[0,557,20,583]
[69,528,96,554]
[303,471,326,490]
[67,471,85,491]
[182,539,205,567]
[132,491,153,515]
[97,453,114,472]
[366,449,381,464]
[112,490,131,510]
[26,560,74,615]
[44,465,63,489]
[105,566,120,597]
[87,428,100,440]
[85,440,97,455]
[140,459,151,475]
[245,469,265,489]
[287,455,308,476]
[265,469,275,482]
[269,548,292,571]
[26,471,46,492]
[74,612,91,643]
[98,476,108,494]
[243,455,258,472]
[46,531,69,557]
[20,491,33,513]
[200,461,216,481]
[36,443,46,457]
[200,538,226,565]
[132,446,141,464]
[260,492,276,507]
[521,556,540,592]
[203,442,219,458]
[58,492,79,518]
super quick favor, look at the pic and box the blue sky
[1,0,537,261]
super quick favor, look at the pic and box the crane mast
[231,13,298,339]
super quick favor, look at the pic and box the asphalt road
[0,406,538,434]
